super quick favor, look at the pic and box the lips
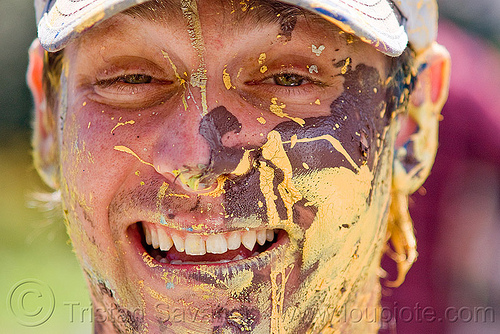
[137,221,281,265]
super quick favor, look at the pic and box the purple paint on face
[220,63,391,224]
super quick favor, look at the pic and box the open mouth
[135,222,283,265]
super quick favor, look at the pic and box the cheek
[295,165,373,269]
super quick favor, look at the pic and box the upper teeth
[142,222,276,255]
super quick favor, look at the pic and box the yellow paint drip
[114,146,155,168]
[257,117,266,124]
[222,67,234,90]
[260,131,302,227]
[181,0,209,116]
[270,263,293,334]
[341,57,351,75]
[269,98,305,126]
[231,149,253,176]
[162,50,188,111]
[283,134,359,172]
[110,120,135,134]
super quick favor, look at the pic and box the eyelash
[246,71,327,95]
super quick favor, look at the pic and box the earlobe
[393,43,451,195]
[28,39,60,189]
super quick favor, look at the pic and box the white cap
[36,0,438,56]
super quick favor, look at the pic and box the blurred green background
[1,0,499,333]
[0,0,90,333]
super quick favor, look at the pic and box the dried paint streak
[341,57,351,75]
[222,67,234,90]
[260,131,302,227]
[270,263,293,334]
[162,50,188,110]
[269,98,305,126]
[284,135,360,172]
[231,149,253,176]
[110,120,135,134]
[114,146,155,168]
[290,134,298,148]
[181,0,209,116]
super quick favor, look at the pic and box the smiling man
[28,0,450,333]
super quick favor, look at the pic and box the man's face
[58,0,396,332]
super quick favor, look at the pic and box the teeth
[185,234,206,255]
[206,234,227,254]
[158,228,173,251]
[171,233,185,252]
[151,227,160,249]
[142,223,278,258]
[241,230,257,251]
[256,230,266,246]
[143,224,152,245]
[266,229,275,242]
[227,232,242,250]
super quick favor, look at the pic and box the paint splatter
[110,120,135,134]
[312,44,325,56]
[269,98,305,126]
[114,146,155,168]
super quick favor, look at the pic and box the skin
[28,0,451,333]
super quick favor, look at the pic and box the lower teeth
[156,253,249,265]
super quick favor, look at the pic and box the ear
[28,39,59,189]
[393,43,451,195]
[384,43,450,287]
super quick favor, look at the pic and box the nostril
[172,168,223,193]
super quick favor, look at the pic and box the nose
[151,101,212,191]
[152,100,250,192]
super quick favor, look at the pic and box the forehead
[71,0,356,48]
[69,0,388,70]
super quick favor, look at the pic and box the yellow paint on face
[222,66,234,90]
[269,98,305,126]
[161,50,188,111]
[114,146,155,168]
[283,135,360,172]
[290,134,298,148]
[181,0,209,116]
[259,131,303,242]
[231,149,253,176]
[341,57,351,75]
[110,120,135,134]
[258,52,266,65]
[270,262,294,334]
[257,116,266,124]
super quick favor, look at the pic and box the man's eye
[121,74,152,84]
[273,73,305,86]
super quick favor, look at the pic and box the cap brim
[38,0,408,56]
